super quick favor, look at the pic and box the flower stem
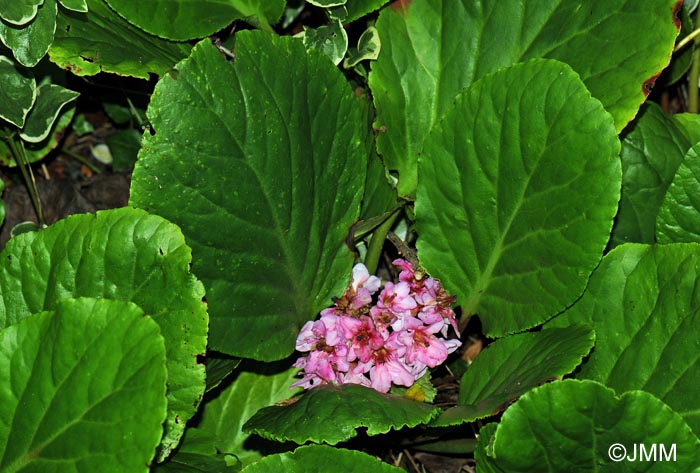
[689,7,700,113]
[364,208,400,275]
[6,133,45,226]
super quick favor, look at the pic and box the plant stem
[7,134,45,226]
[363,208,400,275]
[689,7,700,113]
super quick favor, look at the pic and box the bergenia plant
[1,0,700,471]
[292,260,461,392]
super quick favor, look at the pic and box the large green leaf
[415,59,620,337]
[0,0,56,67]
[548,243,700,435]
[50,0,191,78]
[19,82,78,142]
[0,0,41,25]
[369,0,679,197]
[130,33,369,360]
[432,325,594,427]
[243,384,441,445]
[0,297,167,472]
[0,207,208,460]
[478,380,700,472]
[174,364,299,467]
[613,104,700,246]
[340,0,390,23]
[656,142,700,242]
[242,445,404,473]
[0,55,35,128]
[106,0,284,39]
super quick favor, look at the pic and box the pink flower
[351,263,381,294]
[398,317,461,369]
[377,281,417,317]
[393,258,416,283]
[354,334,414,393]
[339,315,385,363]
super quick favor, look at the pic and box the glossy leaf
[549,243,700,435]
[204,355,241,393]
[153,430,240,473]
[0,207,208,459]
[0,55,35,128]
[344,25,380,69]
[613,104,700,246]
[370,0,679,196]
[20,82,78,142]
[657,142,700,242]
[0,0,41,25]
[415,59,620,337]
[0,104,74,166]
[433,326,594,427]
[339,0,389,23]
[243,384,441,445]
[105,0,285,39]
[242,445,403,473]
[479,380,700,472]
[178,365,299,467]
[0,298,167,472]
[301,18,348,66]
[50,0,191,78]
[307,0,345,6]
[0,0,56,67]
[130,33,369,360]
[58,0,87,12]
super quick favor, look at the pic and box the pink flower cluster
[291,259,462,393]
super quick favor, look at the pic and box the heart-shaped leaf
[549,243,700,435]
[0,207,208,460]
[243,384,441,445]
[415,59,620,337]
[656,142,700,242]
[105,0,285,39]
[433,325,594,427]
[130,32,370,361]
[50,0,191,78]
[613,103,700,246]
[176,364,299,467]
[370,0,679,196]
[241,445,404,473]
[478,380,700,472]
[0,297,167,472]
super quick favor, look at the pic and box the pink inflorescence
[291,259,462,393]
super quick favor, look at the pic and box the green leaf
[433,326,594,427]
[130,33,369,360]
[415,59,620,337]
[0,104,74,166]
[50,0,191,78]
[0,0,56,67]
[479,380,700,472]
[656,142,700,242]
[153,430,241,473]
[0,297,167,473]
[338,0,389,23]
[344,25,380,69]
[358,150,397,226]
[307,0,345,6]
[0,0,41,25]
[19,82,78,142]
[370,0,680,197]
[204,354,241,393]
[549,243,700,435]
[0,207,208,460]
[0,180,5,230]
[106,128,141,171]
[179,364,299,467]
[242,445,403,473]
[58,0,87,12]
[0,55,35,128]
[105,0,284,39]
[243,384,441,445]
[301,18,348,66]
[612,104,700,246]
